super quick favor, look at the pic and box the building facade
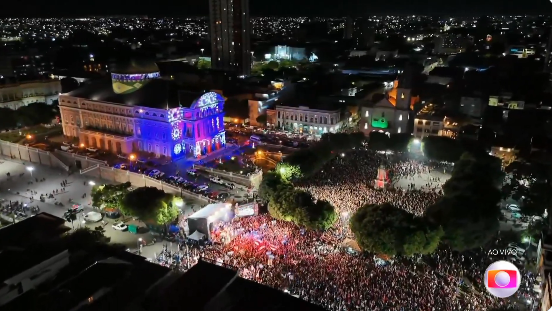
[59,62,226,160]
[413,114,463,139]
[0,79,61,109]
[270,105,342,135]
[209,0,251,76]
[460,96,484,118]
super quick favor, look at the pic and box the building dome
[110,59,161,95]
[110,59,159,75]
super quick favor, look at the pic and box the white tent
[188,230,206,241]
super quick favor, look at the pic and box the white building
[0,79,60,109]
[270,105,342,135]
[59,61,227,159]
[414,114,462,139]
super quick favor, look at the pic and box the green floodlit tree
[350,203,443,256]
[275,162,302,181]
[121,187,179,225]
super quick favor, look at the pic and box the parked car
[112,222,128,231]
[507,204,521,212]
[508,243,525,254]
[197,184,209,191]
[71,204,84,213]
[187,169,198,176]
[217,192,229,200]
[148,169,162,177]
[84,211,103,222]
[114,163,128,170]
[210,176,224,185]
[223,182,235,189]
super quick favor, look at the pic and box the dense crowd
[194,215,533,311]
[153,149,536,311]
[298,149,447,216]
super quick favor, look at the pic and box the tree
[91,182,131,211]
[256,114,267,125]
[425,152,503,251]
[422,136,464,162]
[267,181,337,230]
[275,162,302,181]
[198,59,211,69]
[368,132,390,150]
[258,171,284,203]
[503,161,552,217]
[350,203,443,256]
[121,187,179,224]
[266,61,279,70]
[279,59,296,68]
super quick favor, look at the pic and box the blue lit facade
[169,92,226,160]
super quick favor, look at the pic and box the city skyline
[2,0,551,17]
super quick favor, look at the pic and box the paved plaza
[393,168,450,191]
[0,156,204,257]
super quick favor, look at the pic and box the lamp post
[200,48,204,55]
[138,238,143,255]
[129,154,136,170]
[26,166,34,177]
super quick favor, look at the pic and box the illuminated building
[0,79,61,109]
[359,78,418,136]
[271,105,342,135]
[209,0,251,76]
[58,60,226,159]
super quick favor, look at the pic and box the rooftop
[143,260,326,311]
[188,203,231,219]
[66,79,207,109]
[0,212,69,250]
[110,59,160,75]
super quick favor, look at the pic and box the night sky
[2,0,551,17]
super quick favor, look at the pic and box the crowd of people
[154,148,536,311]
[195,215,534,311]
[298,149,447,216]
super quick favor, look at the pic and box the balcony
[81,126,135,141]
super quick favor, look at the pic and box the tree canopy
[350,203,443,256]
[262,172,337,230]
[502,161,552,217]
[421,136,464,162]
[425,152,504,251]
[91,182,131,210]
[283,132,365,177]
[120,187,179,224]
[0,102,59,131]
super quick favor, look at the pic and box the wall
[0,140,69,171]
[193,165,263,189]
[80,166,210,204]
[54,150,108,170]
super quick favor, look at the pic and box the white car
[84,212,103,223]
[197,185,209,191]
[187,169,198,176]
[210,176,224,184]
[507,204,521,212]
[112,222,128,231]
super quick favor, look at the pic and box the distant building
[0,46,55,78]
[460,96,485,118]
[209,0,251,76]
[269,104,342,135]
[359,74,419,136]
[0,79,61,109]
[265,45,307,62]
[59,60,226,159]
[343,17,353,40]
[353,20,375,48]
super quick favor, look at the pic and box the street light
[89,181,96,186]
[129,154,136,169]
[80,143,85,148]
[412,139,421,144]
[200,48,204,55]
[26,134,32,140]
[26,166,34,177]
[138,238,143,255]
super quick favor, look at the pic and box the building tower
[343,17,353,40]
[209,0,251,76]
[374,165,390,189]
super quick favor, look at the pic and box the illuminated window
[365,111,369,117]
[398,127,402,133]
[364,123,368,129]
[401,93,405,99]
[399,114,402,121]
